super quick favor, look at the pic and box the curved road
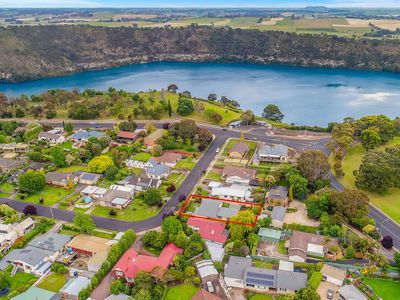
[2,121,399,249]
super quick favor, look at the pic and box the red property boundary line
[178,194,263,227]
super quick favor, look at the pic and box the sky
[1,0,400,8]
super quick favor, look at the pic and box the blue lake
[1,62,400,126]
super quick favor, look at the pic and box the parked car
[327,288,334,299]
[215,147,220,153]
[206,281,214,293]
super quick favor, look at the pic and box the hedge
[308,271,323,290]
[78,229,136,300]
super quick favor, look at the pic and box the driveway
[229,288,246,300]
[284,200,320,227]
[317,281,340,300]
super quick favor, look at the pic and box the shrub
[345,245,355,259]
[51,262,68,274]
[308,271,323,290]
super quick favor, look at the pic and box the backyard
[0,269,37,300]
[334,137,400,223]
[131,152,151,162]
[20,186,75,206]
[363,277,400,300]
[37,272,68,293]
[163,284,199,300]
[90,199,161,222]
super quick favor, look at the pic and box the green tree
[294,287,320,300]
[394,251,400,267]
[345,245,356,259]
[0,270,10,289]
[15,107,25,118]
[64,122,74,133]
[50,146,67,167]
[297,150,330,183]
[328,122,354,152]
[88,155,115,174]
[119,121,137,132]
[208,93,217,101]
[167,99,172,117]
[177,98,194,116]
[241,110,255,124]
[306,193,330,219]
[361,127,381,150]
[288,174,308,200]
[18,170,46,193]
[73,212,95,234]
[162,216,182,236]
[110,279,126,295]
[229,210,256,240]
[143,188,162,206]
[262,104,284,122]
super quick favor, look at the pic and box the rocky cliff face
[0,25,399,82]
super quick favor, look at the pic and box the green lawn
[363,277,400,300]
[335,137,400,223]
[37,273,68,293]
[249,294,273,300]
[0,270,37,300]
[57,165,87,173]
[278,240,288,255]
[91,199,160,222]
[222,138,258,158]
[163,284,199,300]
[23,186,74,206]
[253,260,274,269]
[0,183,15,193]
[206,171,222,181]
[175,157,196,170]
[131,152,151,162]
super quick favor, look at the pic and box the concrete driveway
[284,200,320,227]
[317,281,340,300]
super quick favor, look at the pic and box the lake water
[1,62,400,126]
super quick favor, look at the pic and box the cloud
[349,92,395,107]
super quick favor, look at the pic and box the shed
[321,264,347,287]
[271,206,286,228]
[195,260,219,283]
[258,228,282,243]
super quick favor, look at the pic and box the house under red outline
[179,194,262,227]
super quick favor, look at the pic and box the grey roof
[28,232,72,252]
[45,172,76,184]
[271,206,287,222]
[119,176,160,189]
[79,172,101,181]
[205,241,225,262]
[105,294,132,300]
[72,130,104,141]
[338,285,368,300]
[268,186,288,200]
[0,158,25,170]
[38,132,62,140]
[146,159,170,177]
[0,246,54,269]
[195,260,219,279]
[225,256,252,280]
[61,276,91,297]
[244,267,307,291]
[194,200,239,219]
[102,189,134,204]
[259,143,289,157]
[111,197,130,206]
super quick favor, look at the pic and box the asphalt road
[6,120,400,249]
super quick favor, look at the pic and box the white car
[215,147,220,153]
[206,281,215,293]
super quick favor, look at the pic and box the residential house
[109,184,135,194]
[153,152,182,167]
[38,132,66,144]
[228,121,244,129]
[146,159,171,179]
[192,289,223,300]
[187,218,228,245]
[338,285,367,300]
[271,206,287,228]
[266,186,289,207]
[88,250,109,273]
[45,172,78,188]
[258,228,282,243]
[321,264,347,287]
[195,260,219,283]
[9,162,46,183]
[143,129,165,147]
[0,158,26,172]
[0,218,34,253]
[99,189,134,209]
[288,231,339,262]
[0,143,29,155]
[77,172,101,185]
[222,166,256,185]
[112,243,183,282]
[211,184,252,201]
[228,141,249,159]
[118,175,161,192]
[11,286,61,300]
[193,199,240,220]
[72,130,104,142]
[224,256,307,293]
[117,131,138,144]
[80,186,108,200]
[258,143,291,163]
[0,232,71,275]
[60,275,91,300]
[125,159,153,169]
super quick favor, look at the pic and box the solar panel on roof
[247,272,275,280]
[246,278,275,286]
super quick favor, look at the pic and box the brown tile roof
[289,231,339,259]
[192,289,223,300]
[222,166,256,181]
[117,131,138,139]
[154,152,182,164]
[228,141,249,156]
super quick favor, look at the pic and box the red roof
[187,218,228,244]
[117,131,138,139]
[112,243,183,279]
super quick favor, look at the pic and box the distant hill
[0,25,400,82]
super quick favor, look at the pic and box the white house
[38,132,66,144]
[321,264,347,287]
[211,184,252,201]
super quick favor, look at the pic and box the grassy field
[91,199,160,222]
[363,277,400,300]
[131,152,151,162]
[174,157,196,170]
[37,273,68,293]
[206,171,222,181]
[334,137,400,223]
[22,186,74,206]
[163,284,199,300]
[57,165,87,173]
[249,294,273,300]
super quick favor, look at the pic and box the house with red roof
[187,218,228,245]
[112,243,183,282]
[117,131,138,144]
